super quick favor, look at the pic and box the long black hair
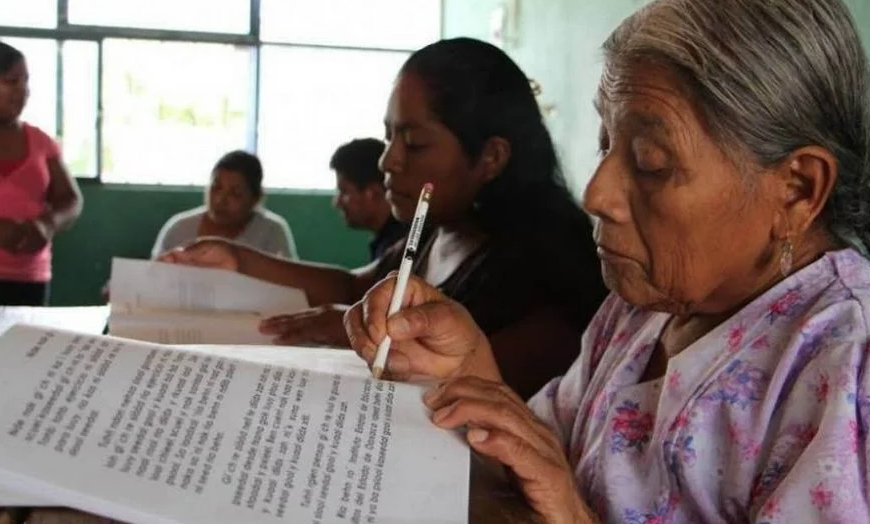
[400,38,607,329]
[399,37,583,236]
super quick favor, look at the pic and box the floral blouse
[529,248,870,523]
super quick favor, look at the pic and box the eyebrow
[383,120,425,132]
[624,112,670,135]
[595,99,672,137]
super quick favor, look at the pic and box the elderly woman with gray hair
[345,0,870,522]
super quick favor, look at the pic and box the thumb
[386,300,478,356]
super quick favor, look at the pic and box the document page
[0,306,109,337]
[0,326,469,524]
[109,258,308,315]
[108,258,309,345]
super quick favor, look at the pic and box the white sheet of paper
[0,306,109,337]
[0,326,469,523]
[108,258,309,345]
[0,307,110,505]
[0,344,369,507]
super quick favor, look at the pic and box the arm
[40,157,82,233]
[163,238,383,306]
[235,247,380,305]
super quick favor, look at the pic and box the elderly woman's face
[584,65,782,315]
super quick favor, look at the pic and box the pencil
[372,183,434,379]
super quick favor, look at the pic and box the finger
[429,391,564,463]
[344,302,378,362]
[344,303,415,380]
[464,426,576,510]
[425,376,526,410]
[259,312,316,334]
[360,277,399,347]
[386,300,479,351]
[157,248,186,263]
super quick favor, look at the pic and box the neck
[367,205,393,234]
[0,119,20,132]
[203,213,250,237]
[663,226,839,357]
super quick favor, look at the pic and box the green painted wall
[50,184,370,305]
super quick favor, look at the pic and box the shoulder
[162,206,206,233]
[23,123,60,157]
[253,207,291,231]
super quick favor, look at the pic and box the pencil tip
[372,366,383,380]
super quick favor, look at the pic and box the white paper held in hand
[372,183,433,379]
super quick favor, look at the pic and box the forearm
[235,246,360,305]
[41,192,82,232]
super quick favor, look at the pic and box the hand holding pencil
[372,183,434,379]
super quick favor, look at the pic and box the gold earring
[780,236,794,277]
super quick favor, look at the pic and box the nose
[378,139,403,179]
[582,154,630,224]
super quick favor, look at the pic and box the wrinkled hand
[426,377,593,524]
[0,219,52,253]
[260,305,351,347]
[157,238,239,272]
[344,274,489,381]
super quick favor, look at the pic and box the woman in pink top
[0,41,82,306]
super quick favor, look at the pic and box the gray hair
[603,0,870,255]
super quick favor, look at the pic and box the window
[259,47,406,189]
[61,41,99,176]
[0,0,57,29]
[101,40,251,184]
[0,1,441,188]
[260,0,441,50]
[68,0,250,34]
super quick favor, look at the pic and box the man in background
[330,138,408,261]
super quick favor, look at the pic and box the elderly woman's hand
[344,274,499,382]
[157,238,240,272]
[260,304,351,347]
[427,377,595,524]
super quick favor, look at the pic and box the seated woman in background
[346,0,870,521]
[0,41,82,306]
[151,150,297,259]
[161,37,608,400]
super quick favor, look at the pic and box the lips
[596,245,632,261]
[385,189,413,202]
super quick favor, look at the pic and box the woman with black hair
[162,38,606,399]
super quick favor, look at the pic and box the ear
[771,146,837,239]
[477,137,511,183]
[362,183,385,202]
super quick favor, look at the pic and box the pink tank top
[0,123,59,282]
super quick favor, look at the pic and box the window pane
[101,40,251,185]
[260,0,441,50]
[258,47,406,190]
[0,37,57,135]
[0,0,57,28]
[62,41,98,177]
[68,0,250,34]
